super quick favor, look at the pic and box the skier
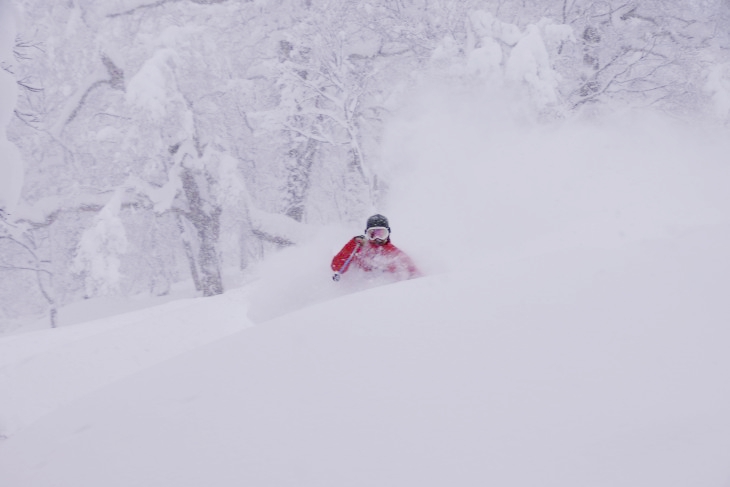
[331,214,420,282]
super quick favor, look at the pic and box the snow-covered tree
[0,0,23,215]
[3,0,730,326]
[557,0,729,113]
[72,191,128,297]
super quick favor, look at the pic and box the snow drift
[1,222,729,486]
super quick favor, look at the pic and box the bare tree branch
[251,229,294,248]
[107,0,228,18]
[0,265,52,275]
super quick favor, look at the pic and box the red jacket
[331,237,420,279]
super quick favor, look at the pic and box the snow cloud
[380,83,730,275]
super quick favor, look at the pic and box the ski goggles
[366,226,389,241]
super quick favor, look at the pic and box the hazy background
[1,0,729,331]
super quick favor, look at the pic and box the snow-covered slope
[0,291,251,439]
[1,224,729,487]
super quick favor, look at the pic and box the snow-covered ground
[1,221,729,486]
[2,95,730,485]
[0,289,251,440]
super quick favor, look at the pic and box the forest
[1,0,729,328]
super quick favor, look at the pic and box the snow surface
[2,79,730,486]
[0,289,250,440]
[1,224,730,486]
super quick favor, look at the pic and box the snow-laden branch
[0,264,52,275]
[107,0,228,19]
[282,124,335,144]
[299,108,350,130]
[292,72,346,108]
[49,54,125,136]
[13,193,112,228]
[248,206,309,247]
[125,170,183,215]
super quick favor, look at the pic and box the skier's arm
[331,237,364,274]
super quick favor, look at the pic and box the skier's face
[366,227,389,245]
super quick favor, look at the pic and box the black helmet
[365,214,390,231]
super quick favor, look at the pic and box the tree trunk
[284,137,319,222]
[197,211,223,296]
[180,168,224,297]
[177,213,202,293]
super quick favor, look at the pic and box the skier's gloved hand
[332,272,341,282]
[354,236,365,246]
